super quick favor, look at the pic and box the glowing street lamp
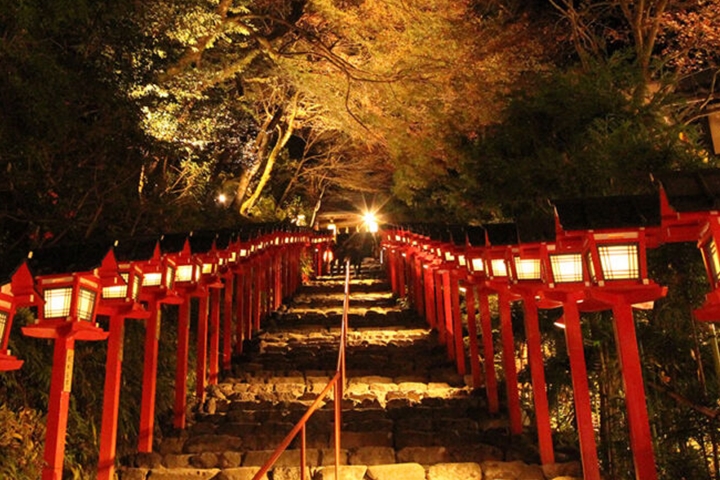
[363,211,379,233]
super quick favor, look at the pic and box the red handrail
[251,262,350,480]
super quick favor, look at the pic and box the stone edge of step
[117,458,583,480]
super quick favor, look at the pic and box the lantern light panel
[102,274,127,299]
[143,272,162,287]
[490,258,508,277]
[550,253,584,283]
[514,257,542,281]
[77,288,97,321]
[44,287,73,319]
[0,311,8,344]
[175,265,194,283]
[703,238,720,287]
[597,244,640,280]
[164,264,176,289]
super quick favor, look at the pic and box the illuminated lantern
[96,244,150,480]
[0,283,21,370]
[159,232,209,428]
[160,234,201,288]
[483,223,523,435]
[694,213,720,321]
[464,226,486,279]
[404,228,430,318]
[113,237,182,454]
[188,231,226,406]
[462,226,498,413]
[506,217,558,466]
[427,228,457,364]
[205,230,238,373]
[548,195,665,480]
[0,264,34,371]
[438,226,469,376]
[14,244,122,480]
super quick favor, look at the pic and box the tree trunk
[239,93,299,215]
[234,107,283,209]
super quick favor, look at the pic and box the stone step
[118,265,581,480]
[288,289,396,307]
[297,279,390,295]
[119,457,582,480]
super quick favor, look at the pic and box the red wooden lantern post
[464,226,499,414]
[135,240,182,452]
[546,195,666,480]
[382,230,400,294]
[96,242,150,480]
[0,272,26,371]
[259,233,275,323]
[160,234,205,428]
[273,231,287,310]
[436,228,468,376]
[13,245,123,480]
[408,233,428,318]
[313,233,332,278]
[583,228,663,480]
[397,231,411,298]
[694,213,720,321]
[230,230,253,354]
[251,237,264,332]
[430,241,448,345]
[284,231,302,296]
[386,229,405,296]
[506,238,557,466]
[541,236,602,480]
[393,229,426,318]
[450,244,468,377]
[189,232,226,390]
[210,231,237,373]
[422,251,439,332]
[483,223,523,436]
[435,261,453,358]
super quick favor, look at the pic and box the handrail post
[251,257,350,480]
[334,381,341,480]
[301,424,307,480]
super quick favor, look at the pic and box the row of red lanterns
[0,226,332,480]
[380,174,720,480]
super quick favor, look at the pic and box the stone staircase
[120,261,582,480]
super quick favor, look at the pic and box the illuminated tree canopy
[0,0,718,244]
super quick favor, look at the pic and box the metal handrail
[251,262,350,480]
